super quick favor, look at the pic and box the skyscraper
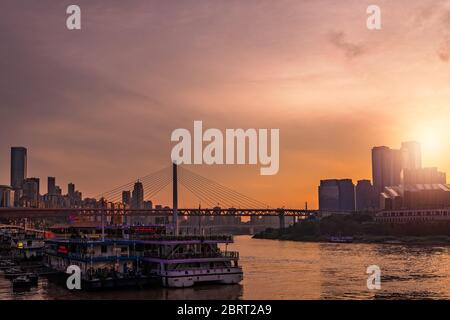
[401,141,422,170]
[0,185,13,207]
[337,179,355,211]
[26,177,40,196]
[68,183,75,197]
[122,190,131,206]
[131,181,144,209]
[318,179,340,211]
[23,178,39,206]
[318,179,355,212]
[48,177,56,195]
[372,141,423,192]
[10,147,27,189]
[372,146,402,194]
[355,180,376,212]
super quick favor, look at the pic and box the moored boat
[43,224,243,289]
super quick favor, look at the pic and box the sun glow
[413,121,449,166]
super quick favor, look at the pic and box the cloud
[327,31,365,58]
[438,40,450,62]
[412,1,450,62]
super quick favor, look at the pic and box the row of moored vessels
[1,223,243,289]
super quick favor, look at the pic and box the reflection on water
[1,235,450,300]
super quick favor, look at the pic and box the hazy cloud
[438,40,450,62]
[328,31,365,58]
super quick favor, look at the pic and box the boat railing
[165,266,242,274]
[143,250,239,260]
[46,234,233,243]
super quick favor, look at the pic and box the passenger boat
[8,232,45,262]
[43,224,243,289]
[12,275,32,287]
[3,267,23,279]
[328,236,354,243]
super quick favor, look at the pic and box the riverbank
[253,213,450,245]
[253,232,450,245]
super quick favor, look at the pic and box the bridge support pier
[277,208,285,232]
[172,162,179,236]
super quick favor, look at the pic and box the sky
[1,0,450,209]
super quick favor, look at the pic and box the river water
[1,235,450,300]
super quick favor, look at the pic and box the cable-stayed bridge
[0,164,319,232]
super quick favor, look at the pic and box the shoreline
[252,234,450,246]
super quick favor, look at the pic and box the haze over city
[1,0,450,208]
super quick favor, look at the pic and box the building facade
[10,147,27,190]
[0,185,13,207]
[318,179,355,212]
[355,179,377,212]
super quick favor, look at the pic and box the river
[1,235,450,300]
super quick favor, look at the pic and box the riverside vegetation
[254,214,450,245]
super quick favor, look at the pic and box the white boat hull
[161,267,243,288]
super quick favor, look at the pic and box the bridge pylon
[277,208,285,232]
[173,162,179,235]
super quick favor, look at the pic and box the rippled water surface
[1,235,450,300]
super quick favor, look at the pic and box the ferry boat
[43,224,243,289]
[328,236,354,243]
[0,227,45,261]
[11,235,45,262]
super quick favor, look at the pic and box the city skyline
[2,138,448,210]
[2,0,450,208]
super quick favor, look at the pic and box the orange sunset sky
[1,0,450,209]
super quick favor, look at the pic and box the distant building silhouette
[401,141,422,170]
[372,141,427,208]
[372,146,402,194]
[355,179,376,211]
[403,167,446,185]
[0,185,13,207]
[318,179,355,212]
[131,181,144,209]
[122,190,131,206]
[381,184,450,210]
[22,178,39,207]
[47,177,56,195]
[68,183,75,198]
[10,147,27,190]
[318,180,339,211]
[338,179,356,211]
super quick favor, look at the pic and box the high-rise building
[68,183,75,197]
[401,141,422,170]
[318,179,355,212]
[131,181,144,209]
[27,177,40,196]
[47,177,56,195]
[318,179,340,211]
[337,179,355,211]
[22,178,39,206]
[372,146,403,194]
[355,180,376,211]
[122,190,131,206]
[0,185,13,207]
[143,200,153,209]
[372,141,423,194]
[10,147,27,189]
